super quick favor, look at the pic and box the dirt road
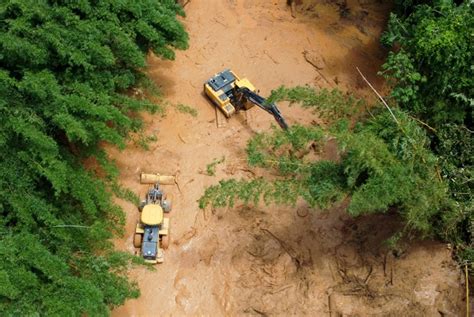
[112,1,464,316]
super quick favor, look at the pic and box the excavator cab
[204,69,288,129]
[204,69,240,117]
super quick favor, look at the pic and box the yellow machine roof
[141,205,163,225]
[235,78,256,92]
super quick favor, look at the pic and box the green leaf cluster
[175,103,198,117]
[206,156,225,176]
[381,1,473,125]
[0,0,187,315]
[267,86,364,122]
[247,124,325,175]
[340,111,447,234]
[199,178,303,210]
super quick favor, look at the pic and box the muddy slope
[112,1,465,316]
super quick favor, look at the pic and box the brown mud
[112,1,465,316]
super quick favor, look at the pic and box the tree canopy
[0,0,187,315]
[381,0,473,259]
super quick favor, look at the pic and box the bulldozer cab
[141,204,164,226]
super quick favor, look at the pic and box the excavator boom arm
[237,87,289,130]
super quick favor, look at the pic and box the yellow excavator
[204,69,289,130]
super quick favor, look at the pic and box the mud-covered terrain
[112,1,465,316]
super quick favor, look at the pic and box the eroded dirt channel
[112,1,464,316]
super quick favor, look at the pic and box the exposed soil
[112,1,465,316]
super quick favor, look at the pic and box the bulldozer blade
[140,173,175,185]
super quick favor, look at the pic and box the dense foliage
[381,0,472,262]
[0,0,187,315]
[382,0,472,124]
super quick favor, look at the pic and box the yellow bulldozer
[133,183,171,264]
[204,69,289,129]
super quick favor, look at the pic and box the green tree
[381,0,473,263]
[0,0,187,315]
